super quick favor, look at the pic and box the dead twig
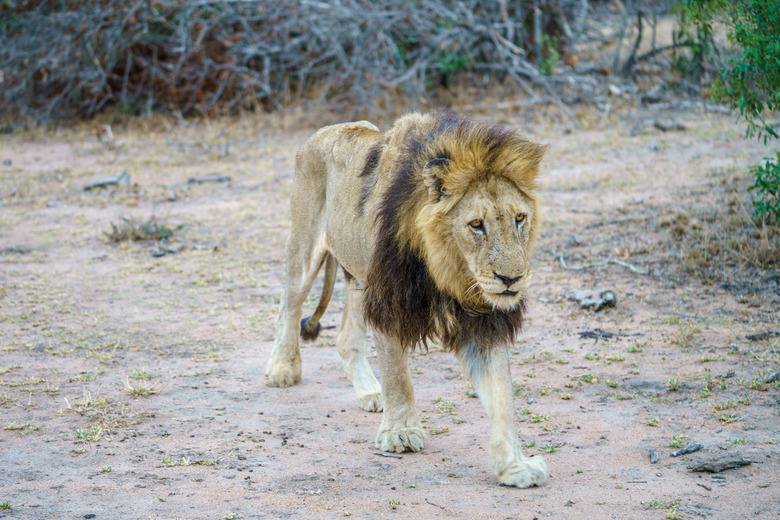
[671,443,703,457]
[425,499,447,509]
[373,452,403,459]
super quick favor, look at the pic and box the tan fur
[266,112,548,488]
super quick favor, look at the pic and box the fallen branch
[559,253,649,275]
[84,171,130,191]
[653,120,687,132]
[745,330,780,341]
[187,175,232,184]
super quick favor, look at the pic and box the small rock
[2,159,11,166]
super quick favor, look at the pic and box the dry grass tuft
[122,377,163,397]
[64,388,138,430]
[669,187,779,292]
[105,217,173,243]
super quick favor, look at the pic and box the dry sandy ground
[0,107,778,520]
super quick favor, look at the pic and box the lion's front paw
[265,359,301,388]
[375,426,424,453]
[357,392,383,412]
[498,456,548,488]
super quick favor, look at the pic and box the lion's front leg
[457,342,547,488]
[373,332,424,453]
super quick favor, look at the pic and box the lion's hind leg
[337,274,382,412]
[457,342,548,488]
[266,190,330,388]
[266,244,329,387]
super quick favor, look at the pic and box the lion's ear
[422,157,449,201]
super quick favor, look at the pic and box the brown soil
[1,108,778,520]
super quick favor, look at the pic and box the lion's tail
[300,253,337,341]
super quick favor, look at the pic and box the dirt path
[1,110,778,520]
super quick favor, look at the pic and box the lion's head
[364,111,544,349]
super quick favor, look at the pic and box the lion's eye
[468,219,484,231]
[515,213,526,225]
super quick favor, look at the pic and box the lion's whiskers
[464,279,481,302]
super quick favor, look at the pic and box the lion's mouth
[498,289,518,296]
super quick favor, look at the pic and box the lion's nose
[494,272,521,287]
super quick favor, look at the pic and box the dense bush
[0,0,584,121]
[677,0,780,222]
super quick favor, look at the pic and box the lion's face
[416,171,539,313]
[448,176,536,310]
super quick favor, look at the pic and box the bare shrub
[0,0,588,121]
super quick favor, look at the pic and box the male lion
[266,111,548,488]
